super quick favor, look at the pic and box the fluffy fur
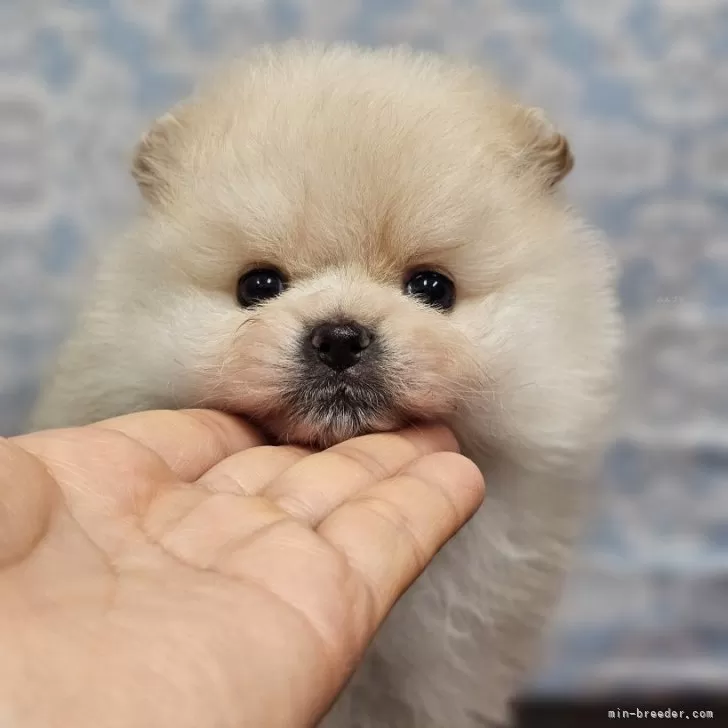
[31,42,622,727]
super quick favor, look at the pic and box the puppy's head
[118,44,616,454]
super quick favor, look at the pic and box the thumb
[0,439,56,568]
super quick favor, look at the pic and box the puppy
[31,42,622,727]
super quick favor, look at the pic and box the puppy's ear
[131,110,186,204]
[515,107,573,188]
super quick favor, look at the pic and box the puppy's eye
[236,268,287,307]
[404,270,455,311]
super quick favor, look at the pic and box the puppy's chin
[254,392,407,449]
[249,411,388,449]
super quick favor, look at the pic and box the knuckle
[326,445,391,482]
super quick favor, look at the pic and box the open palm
[0,410,483,728]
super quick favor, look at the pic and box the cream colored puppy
[32,43,621,727]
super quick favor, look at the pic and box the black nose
[309,322,373,371]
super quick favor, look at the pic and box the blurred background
[3,0,727,716]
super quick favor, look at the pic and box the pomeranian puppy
[31,43,621,727]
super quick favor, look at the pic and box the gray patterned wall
[4,0,727,695]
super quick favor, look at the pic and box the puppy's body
[32,44,621,727]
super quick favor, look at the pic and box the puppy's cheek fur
[155,289,296,418]
[379,315,486,418]
[212,310,302,417]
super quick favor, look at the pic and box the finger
[318,451,484,627]
[89,409,266,481]
[196,445,311,494]
[261,426,460,525]
[0,439,57,567]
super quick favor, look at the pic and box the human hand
[0,410,484,728]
